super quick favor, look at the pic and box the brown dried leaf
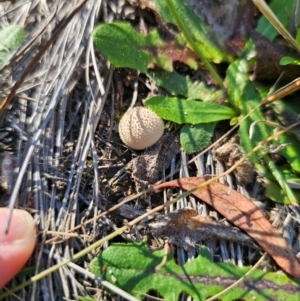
[150,208,258,250]
[154,177,300,278]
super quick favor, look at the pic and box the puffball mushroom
[118,106,164,150]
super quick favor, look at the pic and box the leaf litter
[1,0,300,300]
[153,177,300,278]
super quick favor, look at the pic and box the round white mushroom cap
[118,106,164,150]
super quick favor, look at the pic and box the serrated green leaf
[93,22,161,73]
[180,123,216,154]
[147,70,223,102]
[145,96,236,124]
[0,24,24,67]
[92,22,198,73]
[90,242,300,301]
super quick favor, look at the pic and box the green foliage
[92,0,300,201]
[92,0,234,154]
[265,179,300,204]
[296,28,300,44]
[226,59,270,161]
[93,22,183,73]
[256,0,296,41]
[273,100,300,173]
[180,123,216,154]
[0,24,24,67]
[77,297,95,301]
[145,96,235,124]
[162,0,232,64]
[147,71,222,102]
[277,133,300,173]
[90,242,300,301]
[226,58,300,204]
[279,56,300,66]
[226,59,250,111]
[273,99,300,138]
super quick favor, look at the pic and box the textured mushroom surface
[119,106,164,150]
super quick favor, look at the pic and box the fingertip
[0,208,36,288]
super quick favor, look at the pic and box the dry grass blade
[0,0,108,299]
[0,0,88,115]
[263,77,300,104]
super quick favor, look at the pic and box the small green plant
[0,24,24,67]
[92,0,235,155]
[90,242,300,301]
[93,0,300,205]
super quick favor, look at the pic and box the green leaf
[231,59,272,161]
[226,59,272,159]
[262,153,299,205]
[273,100,300,172]
[147,70,223,102]
[273,99,300,141]
[277,133,300,173]
[239,98,270,160]
[92,22,198,73]
[265,179,300,204]
[180,123,216,154]
[145,96,236,124]
[256,0,295,41]
[90,242,300,301]
[0,24,24,67]
[226,59,250,110]
[279,56,300,66]
[163,0,232,63]
[77,297,95,301]
[231,60,298,204]
[152,0,174,23]
[296,28,300,45]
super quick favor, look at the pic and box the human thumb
[0,208,36,288]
